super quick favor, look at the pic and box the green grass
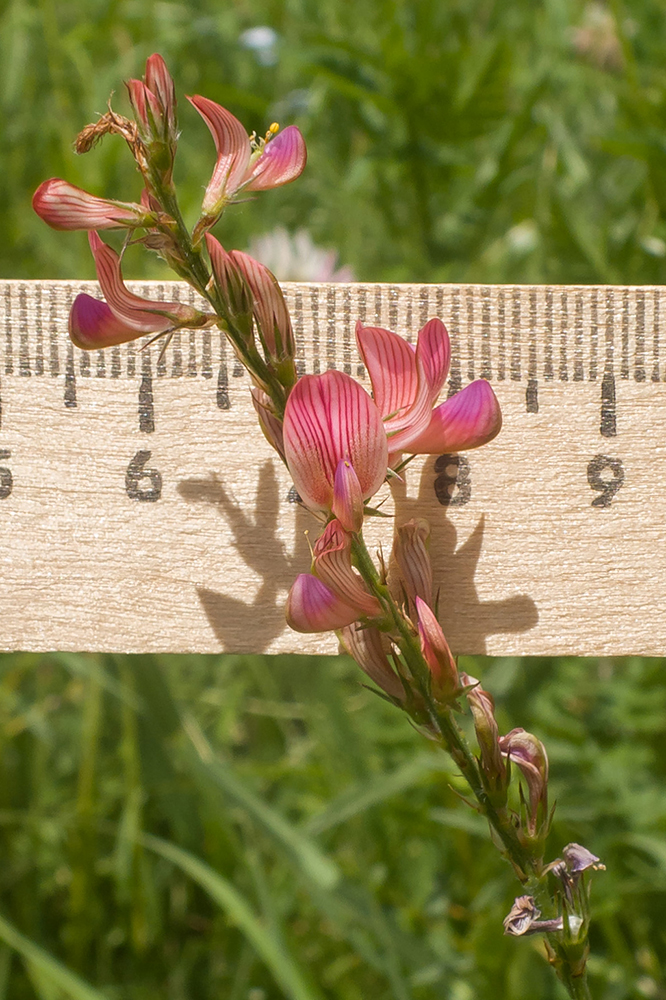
[0,652,665,998]
[1,0,666,995]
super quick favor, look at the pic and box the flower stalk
[33,51,600,1000]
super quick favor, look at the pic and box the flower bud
[391,518,433,614]
[415,597,459,703]
[126,54,178,184]
[205,234,254,345]
[230,250,297,387]
[460,672,506,799]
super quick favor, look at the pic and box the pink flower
[282,370,388,530]
[356,318,502,461]
[286,520,381,633]
[69,231,210,349]
[33,179,154,231]
[188,95,306,219]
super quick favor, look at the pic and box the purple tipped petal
[286,573,362,633]
[332,459,364,533]
[246,126,307,191]
[406,379,502,454]
[89,231,206,332]
[188,95,251,209]
[283,370,388,517]
[69,294,146,350]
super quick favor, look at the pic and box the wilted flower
[69,231,211,349]
[286,519,381,632]
[356,318,502,463]
[503,896,564,937]
[188,95,306,232]
[282,370,388,529]
[33,179,155,232]
[562,844,604,876]
[499,728,549,837]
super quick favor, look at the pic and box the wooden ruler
[1,280,665,656]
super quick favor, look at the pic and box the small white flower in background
[240,26,279,66]
[248,227,356,282]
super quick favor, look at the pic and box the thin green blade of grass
[303,752,448,836]
[182,714,341,891]
[141,832,325,1000]
[0,913,106,1000]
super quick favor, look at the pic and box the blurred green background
[1,0,666,997]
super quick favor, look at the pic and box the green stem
[351,532,534,878]
[560,967,592,1000]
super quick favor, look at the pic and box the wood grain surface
[1,279,665,656]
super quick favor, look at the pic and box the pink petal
[187,95,251,210]
[251,388,286,461]
[416,596,459,697]
[33,179,150,231]
[406,379,502,454]
[230,250,294,360]
[415,318,450,399]
[246,126,307,191]
[313,520,381,616]
[69,294,148,350]
[126,79,149,130]
[145,53,177,132]
[355,322,418,427]
[392,518,433,610]
[283,370,388,516]
[332,458,364,533]
[89,231,204,332]
[286,573,361,633]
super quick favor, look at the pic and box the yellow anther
[266,122,280,141]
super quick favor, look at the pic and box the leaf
[304,752,448,835]
[0,913,105,1000]
[182,714,341,891]
[142,833,325,1000]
